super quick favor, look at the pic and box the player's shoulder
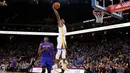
[58,24,65,27]
[49,42,53,45]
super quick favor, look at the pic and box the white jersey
[58,24,67,36]
[57,24,67,49]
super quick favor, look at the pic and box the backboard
[92,0,123,19]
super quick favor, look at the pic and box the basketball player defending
[52,3,67,70]
[38,37,55,73]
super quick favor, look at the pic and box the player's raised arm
[52,3,63,27]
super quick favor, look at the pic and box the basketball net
[93,10,104,23]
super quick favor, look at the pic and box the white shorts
[57,36,66,49]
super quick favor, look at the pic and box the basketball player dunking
[52,3,67,70]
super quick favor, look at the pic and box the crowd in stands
[0,42,38,72]
[0,37,130,73]
[67,38,130,73]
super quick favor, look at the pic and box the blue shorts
[41,57,53,70]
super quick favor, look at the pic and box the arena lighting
[0,31,59,36]
[0,22,130,36]
[66,22,130,36]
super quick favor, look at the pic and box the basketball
[54,2,60,9]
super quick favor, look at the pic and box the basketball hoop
[93,10,104,23]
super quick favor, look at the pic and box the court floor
[6,72,24,73]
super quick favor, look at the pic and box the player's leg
[55,49,62,65]
[61,68,65,73]
[12,66,15,72]
[46,59,53,73]
[41,58,47,73]
[42,66,46,73]
[61,39,67,70]
[53,37,62,68]
[62,48,66,64]
[61,49,67,70]
[61,37,67,64]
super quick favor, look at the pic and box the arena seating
[0,37,130,73]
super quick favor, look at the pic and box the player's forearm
[53,8,58,16]
[38,49,44,56]
[38,49,43,54]
[39,49,45,53]
[53,8,60,21]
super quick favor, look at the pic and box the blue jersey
[12,59,16,68]
[41,42,54,58]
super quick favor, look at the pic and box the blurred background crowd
[0,35,130,73]
[67,37,130,73]
[0,0,130,73]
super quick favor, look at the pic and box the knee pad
[62,49,66,59]
[56,49,62,59]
